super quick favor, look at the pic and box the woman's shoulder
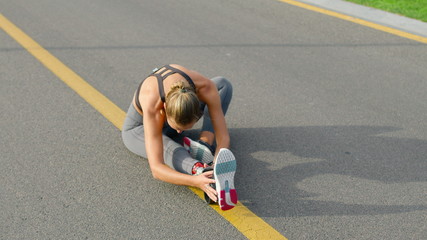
[139,77,163,107]
[169,64,199,78]
[170,64,211,88]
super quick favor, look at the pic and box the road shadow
[193,125,426,218]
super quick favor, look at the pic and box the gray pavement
[297,0,427,37]
[1,0,426,239]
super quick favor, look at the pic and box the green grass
[345,0,427,22]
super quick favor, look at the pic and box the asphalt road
[1,0,426,239]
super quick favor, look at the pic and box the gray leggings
[122,76,233,174]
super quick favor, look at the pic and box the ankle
[199,131,214,146]
[197,139,215,155]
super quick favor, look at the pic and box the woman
[122,64,237,210]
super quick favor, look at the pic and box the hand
[194,171,217,202]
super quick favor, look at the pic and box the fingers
[205,184,216,194]
[202,177,215,184]
[202,182,216,195]
[201,171,214,178]
[207,192,217,202]
[195,173,217,202]
[204,184,217,202]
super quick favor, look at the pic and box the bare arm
[142,103,192,184]
[193,72,230,156]
[140,88,217,199]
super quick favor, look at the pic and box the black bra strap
[144,65,196,103]
[155,74,166,102]
[161,71,176,80]
[165,65,196,90]
[134,83,143,111]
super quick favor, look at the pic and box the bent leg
[199,77,233,146]
[201,76,233,133]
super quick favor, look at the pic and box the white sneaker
[214,148,237,211]
[183,137,214,165]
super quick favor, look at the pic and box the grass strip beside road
[279,0,427,44]
[345,0,427,22]
[0,13,287,240]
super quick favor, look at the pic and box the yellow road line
[0,14,125,130]
[279,0,427,44]
[0,13,287,240]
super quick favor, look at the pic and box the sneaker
[183,137,214,165]
[214,148,238,211]
[192,162,205,176]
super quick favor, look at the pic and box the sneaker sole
[183,137,214,165]
[214,148,237,211]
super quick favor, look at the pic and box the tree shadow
[211,125,426,218]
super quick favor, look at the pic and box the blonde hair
[165,81,201,126]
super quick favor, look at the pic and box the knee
[212,76,233,95]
